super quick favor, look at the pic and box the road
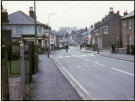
[52,46,134,100]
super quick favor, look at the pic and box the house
[49,30,58,50]
[2,7,49,50]
[72,29,85,46]
[121,10,134,50]
[91,7,122,49]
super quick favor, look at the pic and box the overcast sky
[2,1,134,31]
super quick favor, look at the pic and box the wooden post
[20,44,25,100]
[2,45,10,100]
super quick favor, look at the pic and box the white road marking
[73,55,81,58]
[65,56,71,57]
[95,62,106,66]
[78,66,80,67]
[70,66,73,68]
[57,56,63,58]
[84,58,91,61]
[54,58,96,100]
[81,55,86,56]
[85,65,88,67]
[111,68,134,76]
[89,55,95,56]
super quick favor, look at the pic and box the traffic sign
[85,37,89,41]
[18,39,21,44]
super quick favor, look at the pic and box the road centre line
[111,68,134,76]
[54,58,96,100]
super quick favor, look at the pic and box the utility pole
[34,1,38,71]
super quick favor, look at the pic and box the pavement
[78,47,134,62]
[27,50,82,100]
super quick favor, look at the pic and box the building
[121,10,134,48]
[2,7,49,50]
[91,7,122,49]
[49,30,58,50]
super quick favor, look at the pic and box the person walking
[66,44,69,53]
[111,42,115,54]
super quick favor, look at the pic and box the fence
[2,42,35,100]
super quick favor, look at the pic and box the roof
[91,18,110,32]
[4,10,44,25]
[81,31,87,35]
[121,10,134,19]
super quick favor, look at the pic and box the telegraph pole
[34,1,38,71]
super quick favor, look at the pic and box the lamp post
[96,33,99,54]
[48,13,54,58]
[34,1,38,71]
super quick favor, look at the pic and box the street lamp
[34,1,38,71]
[96,33,99,54]
[48,13,54,58]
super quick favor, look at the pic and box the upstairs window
[128,20,131,29]
[103,26,109,34]
[38,26,42,34]
[16,25,23,34]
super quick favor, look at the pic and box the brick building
[121,10,134,48]
[91,7,122,49]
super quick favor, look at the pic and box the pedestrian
[43,46,45,52]
[66,44,69,53]
[111,41,115,54]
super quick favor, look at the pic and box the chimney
[110,7,113,12]
[105,15,108,20]
[91,25,93,29]
[102,18,104,22]
[29,7,34,18]
[85,27,87,32]
[109,7,114,18]
[124,10,128,16]
[2,7,9,23]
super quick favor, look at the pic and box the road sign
[45,38,48,41]
[18,39,21,44]
[85,37,89,41]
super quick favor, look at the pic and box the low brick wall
[117,48,127,54]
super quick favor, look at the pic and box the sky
[2,1,134,31]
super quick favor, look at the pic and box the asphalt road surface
[52,46,134,100]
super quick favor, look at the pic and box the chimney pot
[29,7,34,18]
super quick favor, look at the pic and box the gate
[8,43,34,88]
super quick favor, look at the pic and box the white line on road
[70,66,73,68]
[54,58,96,100]
[65,56,71,57]
[78,66,80,67]
[85,65,88,67]
[84,58,91,61]
[111,68,134,76]
[57,56,63,58]
[81,55,86,56]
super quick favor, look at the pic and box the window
[38,26,42,33]
[16,25,23,34]
[51,35,54,39]
[129,35,132,45]
[128,20,131,29]
[103,26,109,34]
